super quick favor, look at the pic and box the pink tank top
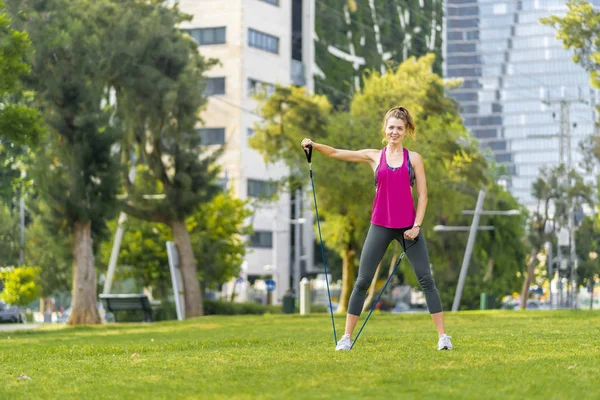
[370,147,416,229]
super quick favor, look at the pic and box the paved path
[0,323,41,332]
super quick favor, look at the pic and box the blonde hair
[381,106,416,144]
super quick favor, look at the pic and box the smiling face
[385,117,407,144]
[381,106,416,145]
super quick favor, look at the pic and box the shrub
[204,300,281,315]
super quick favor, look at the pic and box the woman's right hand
[301,138,314,151]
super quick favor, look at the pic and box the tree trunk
[336,246,356,314]
[170,219,203,317]
[67,220,101,325]
[362,261,382,312]
[484,258,494,282]
[520,248,539,310]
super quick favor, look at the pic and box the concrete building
[175,0,316,303]
[444,0,600,208]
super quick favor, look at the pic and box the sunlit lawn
[1,310,599,399]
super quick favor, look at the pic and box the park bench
[99,294,160,322]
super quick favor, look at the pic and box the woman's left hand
[404,226,420,241]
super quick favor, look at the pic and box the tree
[188,193,254,291]
[0,265,41,307]
[524,165,595,309]
[107,0,223,317]
[251,55,493,312]
[0,0,43,263]
[9,0,124,324]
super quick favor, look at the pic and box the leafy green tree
[0,265,41,307]
[0,0,42,263]
[188,193,254,291]
[524,165,595,309]
[9,0,124,324]
[107,1,222,317]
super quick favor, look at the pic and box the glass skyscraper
[444,0,600,207]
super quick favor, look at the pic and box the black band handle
[303,144,313,164]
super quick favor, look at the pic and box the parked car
[0,301,24,323]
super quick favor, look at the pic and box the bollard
[299,278,311,315]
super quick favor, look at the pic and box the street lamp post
[271,210,305,301]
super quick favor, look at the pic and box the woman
[300,106,453,351]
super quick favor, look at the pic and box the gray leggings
[348,224,443,316]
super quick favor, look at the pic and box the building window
[197,128,225,145]
[247,128,256,137]
[259,0,279,6]
[484,140,507,151]
[447,18,479,30]
[473,129,498,139]
[447,43,476,53]
[495,153,512,163]
[248,78,276,97]
[248,28,279,54]
[184,27,226,45]
[451,91,478,102]
[249,231,273,248]
[247,179,277,198]
[466,30,480,41]
[205,77,225,95]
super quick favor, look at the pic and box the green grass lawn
[1,310,599,399]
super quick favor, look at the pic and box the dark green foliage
[203,300,282,315]
[109,0,222,223]
[8,0,123,241]
[575,216,600,288]
[0,203,20,266]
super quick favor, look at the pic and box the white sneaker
[335,334,352,351]
[438,334,453,350]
